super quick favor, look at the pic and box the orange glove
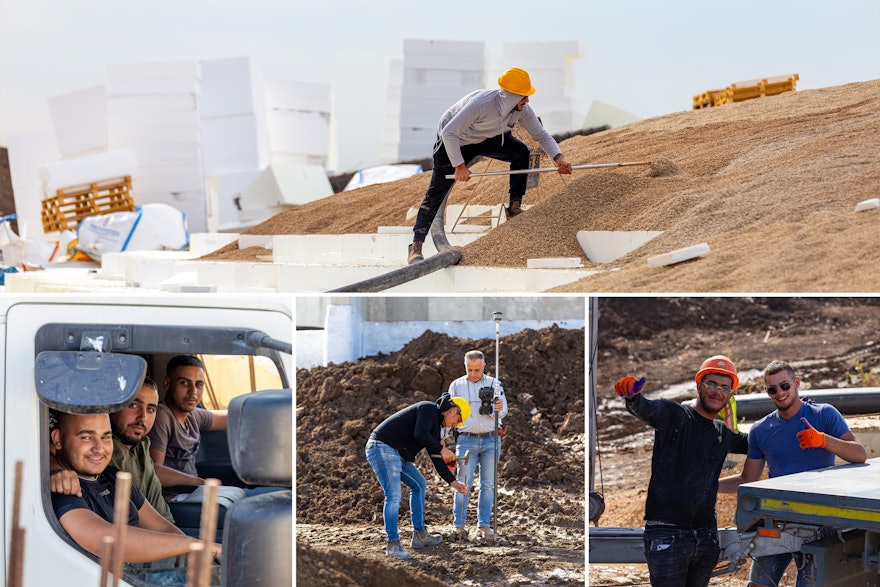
[445,458,457,472]
[797,417,826,449]
[615,376,646,399]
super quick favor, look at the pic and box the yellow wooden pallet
[695,73,799,109]
[41,175,135,233]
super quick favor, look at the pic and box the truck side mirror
[35,351,146,413]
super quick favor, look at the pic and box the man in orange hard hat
[407,67,573,264]
[615,355,749,587]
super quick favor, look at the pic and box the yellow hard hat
[497,67,536,97]
[451,396,471,427]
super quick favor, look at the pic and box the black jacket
[370,401,456,484]
[627,393,748,529]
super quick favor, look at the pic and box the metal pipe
[445,160,651,179]
[492,311,502,543]
[685,388,880,420]
[326,186,461,292]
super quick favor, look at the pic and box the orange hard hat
[695,355,739,391]
[497,67,536,96]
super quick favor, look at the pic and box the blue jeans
[413,132,530,242]
[643,526,720,587]
[749,552,815,586]
[365,439,427,541]
[453,433,501,529]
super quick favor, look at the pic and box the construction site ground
[296,325,585,586]
[204,79,880,293]
[591,297,880,586]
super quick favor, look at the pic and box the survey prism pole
[492,311,502,543]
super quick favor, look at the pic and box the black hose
[326,187,462,293]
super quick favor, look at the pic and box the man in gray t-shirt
[148,355,227,479]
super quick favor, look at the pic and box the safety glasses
[764,381,792,396]
[701,381,732,394]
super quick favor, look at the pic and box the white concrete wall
[296,296,585,368]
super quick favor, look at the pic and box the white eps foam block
[48,85,108,158]
[526,257,584,269]
[39,149,137,196]
[577,230,664,263]
[647,243,711,268]
[854,198,880,212]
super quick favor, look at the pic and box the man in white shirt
[448,350,508,540]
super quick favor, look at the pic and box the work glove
[796,417,826,449]
[615,376,646,399]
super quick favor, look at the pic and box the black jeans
[412,132,530,243]
[643,526,720,587]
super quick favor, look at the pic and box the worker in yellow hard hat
[407,67,573,265]
[365,392,470,560]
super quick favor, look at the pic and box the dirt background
[590,297,880,586]
[296,325,585,586]
[203,80,880,293]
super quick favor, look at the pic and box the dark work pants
[643,526,720,587]
[412,132,530,243]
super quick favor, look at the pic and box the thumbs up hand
[796,417,826,449]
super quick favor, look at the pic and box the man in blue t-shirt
[720,360,867,587]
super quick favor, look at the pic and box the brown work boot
[506,201,522,217]
[411,529,443,548]
[407,242,424,264]
[478,526,496,540]
[452,527,468,542]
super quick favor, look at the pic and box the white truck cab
[1,294,293,586]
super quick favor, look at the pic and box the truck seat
[221,389,292,587]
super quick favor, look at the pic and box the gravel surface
[204,80,880,292]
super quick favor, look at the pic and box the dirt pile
[205,80,879,292]
[590,297,880,586]
[297,325,585,586]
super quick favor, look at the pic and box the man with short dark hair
[148,355,227,479]
[50,411,219,563]
[51,376,203,522]
[719,360,866,587]
[617,355,749,587]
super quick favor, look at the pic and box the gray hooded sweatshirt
[438,88,562,168]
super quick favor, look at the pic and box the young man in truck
[50,410,220,563]
[50,376,207,522]
[148,355,228,480]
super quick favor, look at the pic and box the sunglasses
[763,381,792,396]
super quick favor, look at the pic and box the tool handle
[444,160,651,179]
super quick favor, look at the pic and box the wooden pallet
[41,175,135,233]
[694,73,799,109]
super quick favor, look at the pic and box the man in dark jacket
[616,355,749,587]
[366,393,470,559]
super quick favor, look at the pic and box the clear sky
[1,0,878,172]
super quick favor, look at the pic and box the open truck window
[30,317,291,587]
